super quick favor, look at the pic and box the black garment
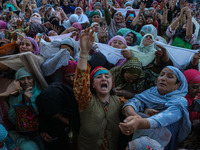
[28,23,49,37]
[36,82,80,150]
[88,52,115,71]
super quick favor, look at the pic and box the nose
[24,77,29,83]
[159,75,166,81]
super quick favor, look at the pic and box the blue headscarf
[123,31,137,46]
[124,66,191,142]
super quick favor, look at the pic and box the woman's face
[19,39,35,53]
[49,31,58,36]
[142,35,153,46]
[157,68,180,95]
[63,0,69,6]
[110,40,126,49]
[188,83,200,98]
[76,8,82,16]
[95,3,101,10]
[148,9,155,15]
[92,24,100,32]
[92,73,112,96]
[138,16,144,26]
[156,5,161,11]
[123,72,138,83]
[64,73,75,87]
[19,76,34,90]
[61,44,74,56]
[114,12,124,23]
[92,15,101,23]
[125,33,134,46]
[145,17,153,24]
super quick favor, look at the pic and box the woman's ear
[175,82,181,90]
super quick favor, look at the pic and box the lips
[101,83,108,90]
[158,82,166,87]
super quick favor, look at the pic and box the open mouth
[101,83,108,90]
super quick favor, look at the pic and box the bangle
[79,55,88,59]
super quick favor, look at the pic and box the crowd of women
[0,0,200,149]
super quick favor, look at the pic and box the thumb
[123,116,134,123]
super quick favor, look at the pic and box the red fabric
[125,10,136,29]
[154,3,162,10]
[183,69,200,84]
[185,94,200,123]
[62,61,77,74]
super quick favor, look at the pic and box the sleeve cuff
[147,118,160,128]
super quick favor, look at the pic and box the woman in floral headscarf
[110,57,158,99]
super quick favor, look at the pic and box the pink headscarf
[72,22,82,32]
[72,22,82,41]
[62,61,77,75]
[183,69,200,84]
[0,21,7,30]
[108,35,127,46]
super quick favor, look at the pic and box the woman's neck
[97,93,110,103]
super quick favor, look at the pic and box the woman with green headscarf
[8,67,43,150]
[127,33,170,73]
[110,57,158,99]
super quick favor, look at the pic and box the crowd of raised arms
[0,0,200,149]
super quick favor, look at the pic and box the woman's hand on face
[144,108,159,116]
[80,27,95,55]
[24,87,32,103]
[119,116,140,135]
[121,50,132,60]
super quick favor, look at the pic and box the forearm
[73,65,92,111]
[138,118,151,129]
[162,10,168,24]
[123,105,139,117]
[131,15,139,27]
[105,9,111,25]
[171,17,180,30]
[186,16,193,39]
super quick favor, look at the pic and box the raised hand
[80,27,95,55]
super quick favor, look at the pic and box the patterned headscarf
[140,24,158,39]
[128,136,163,150]
[90,66,111,80]
[121,57,142,77]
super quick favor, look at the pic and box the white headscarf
[75,7,89,24]
[63,14,79,29]
[30,13,42,24]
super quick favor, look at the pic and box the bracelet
[79,55,88,59]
